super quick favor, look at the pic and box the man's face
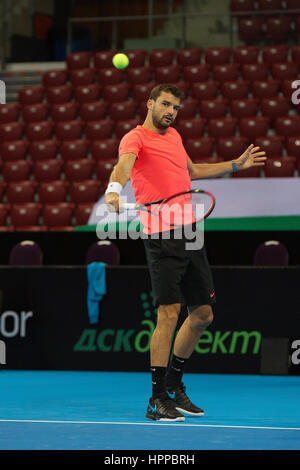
[149,91,181,130]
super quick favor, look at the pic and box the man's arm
[104,153,137,211]
[187,144,267,180]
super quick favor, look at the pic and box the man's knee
[188,304,214,330]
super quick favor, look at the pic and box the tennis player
[105,84,266,422]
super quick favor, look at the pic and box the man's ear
[147,98,153,111]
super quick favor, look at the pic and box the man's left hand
[235,144,267,170]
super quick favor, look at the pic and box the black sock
[151,366,167,398]
[166,354,189,389]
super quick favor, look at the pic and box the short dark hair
[149,84,184,101]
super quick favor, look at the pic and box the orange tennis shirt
[118,125,194,234]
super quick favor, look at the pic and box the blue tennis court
[0,371,299,450]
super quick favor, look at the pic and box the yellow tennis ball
[112,53,129,69]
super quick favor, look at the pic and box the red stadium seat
[260,97,290,121]
[102,83,130,103]
[64,159,95,181]
[262,45,289,65]
[0,122,25,141]
[184,137,215,161]
[264,157,296,177]
[96,159,117,182]
[208,118,238,138]
[69,180,101,203]
[50,102,79,122]
[109,101,137,121]
[199,99,227,119]
[6,181,37,203]
[275,116,300,137]
[221,80,250,100]
[183,64,210,84]
[42,69,68,87]
[242,64,269,82]
[80,101,108,121]
[154,65,181,83]
[233,46,259,64]
[69,68,96,87]
[0,141,28,161]
[286,136,300,161]
[286,0,300,8]
[25,121,54,141]
[90,139,119,161]
[139,102,148,120]
[2,160,32,182]
[132,82,156,103]
[46,85,73,105]
[238,17,264,44]
[115,119,140,139]
[15,226,47,232]
[252,80,280,99]
[94,50,117,69]
[37,181,69,203]
[295,16,300,37]
[55,120,84,140]
[0,103,21,123]
[212,64,240,82]
[239,116,270,139]
[230,98,259,118]
[177,48,203,66]
[178,98,198,119]
[231,166,261,177]
[149,49,175,67]
[33,159,64,182]
[75,203,95,226]
[98,67,123,86]
[42,203,75,227]
[18,85,44,105]
[10,203,42,227]
[59,140,90,161]
[266,17,292,43]
[0,204,10,225]
[216,136,249,161]
[29,140,59,161]
[125,49,147,67]
[258,0,283,10]
[281,79,299,100]
[271,62,298,81]
[291,45,300,65]
[230,0,255,13]
[66,51,92,70]
[254,136,285,156]
[0,182,6,202]
[74,84,101,104]
[85,120,114,140]
[191,81,219,100]
[126,66,152,85]
[205,47,231,65]
[22,103,50,123]
[175,118,206,140]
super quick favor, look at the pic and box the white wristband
[105,182,123,195]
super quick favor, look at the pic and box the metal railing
[67,8,300,55]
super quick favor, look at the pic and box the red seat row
[231,0,299,13]
[0,202,94,228]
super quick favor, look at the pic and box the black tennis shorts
[143,227,216,308]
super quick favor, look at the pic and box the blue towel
[87,262,107,324]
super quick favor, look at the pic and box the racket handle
[122,202,138,210]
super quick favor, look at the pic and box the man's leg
[165,304,213,416]
[150,303,181,397]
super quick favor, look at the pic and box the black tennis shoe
[166,382,205,416]
[146,392,185,422]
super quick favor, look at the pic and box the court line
[0,419,299,431]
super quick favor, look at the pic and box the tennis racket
[121,188,215,229]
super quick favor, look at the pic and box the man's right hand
[105,192,123,213]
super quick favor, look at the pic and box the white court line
[0,419,299,431]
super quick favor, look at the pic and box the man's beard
[152,110,173,129]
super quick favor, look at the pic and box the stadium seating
[0,141,28,161]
